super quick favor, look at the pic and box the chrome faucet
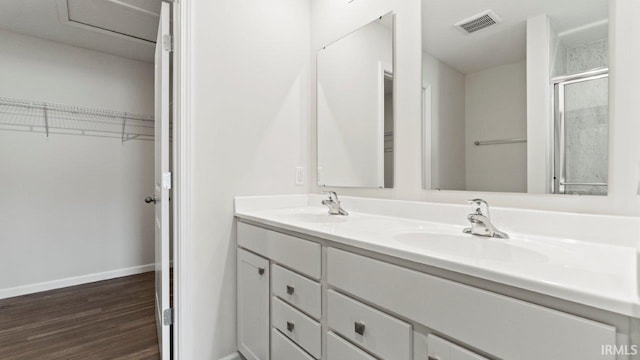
[463,199,509,239]
[321,191,348,216]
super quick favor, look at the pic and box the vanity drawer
[238,222,321,279]
[327,290,412,360]
[327,332,376,360]
[272,264,321,319]
[272,297,321,359]
[272,328,315,360]
[427,334,489,360]
[327,248,616,360]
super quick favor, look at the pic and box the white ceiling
[0,0,160,63]
[423,0,609,74]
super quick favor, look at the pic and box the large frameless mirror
[422,0,610,195]
[317,12,394,188]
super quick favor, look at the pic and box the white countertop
[235,195,640,318]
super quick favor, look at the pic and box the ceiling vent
[455,10,501,34]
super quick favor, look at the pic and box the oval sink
[393,232,549,264]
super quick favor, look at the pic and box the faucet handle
[322,191,339,202]
[468,199,490,216]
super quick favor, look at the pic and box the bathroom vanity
[235,194,640,360]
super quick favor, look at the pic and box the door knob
[286,321,295,332]
[286,285,295,295]
[144,196,157,204]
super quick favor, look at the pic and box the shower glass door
[553,69,609,195]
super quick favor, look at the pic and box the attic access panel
[57,0,160,44]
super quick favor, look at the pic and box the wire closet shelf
[0,97,154,142]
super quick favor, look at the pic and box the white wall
[312,0,640,218]
[317,20,392,187]
[311,0,423,201]
[0,30,154,112]
[0,30,155,293]
[465,60,527,193]
[526,15,552,194]
[423,56,526,193]
[422,52,466,191]
[550,25,567,78]
[185,0,310,358]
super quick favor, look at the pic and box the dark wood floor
[0,272,160,360]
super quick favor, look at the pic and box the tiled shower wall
[566,38,609,74]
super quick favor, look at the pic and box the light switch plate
[296,167,304,185]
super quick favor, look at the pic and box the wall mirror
[422,0,610,195]
[317,12,394,188]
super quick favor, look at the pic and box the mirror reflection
[317,13,394,188]
[422,0,609,195]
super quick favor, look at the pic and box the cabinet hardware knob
[286,285,295,295]
[286,321,295,332]
[258,268,265,275]
[428,357,441,360]
[354,321,365,335]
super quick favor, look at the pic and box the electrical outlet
[295,167,305,185]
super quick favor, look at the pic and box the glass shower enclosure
[552,68,609,195]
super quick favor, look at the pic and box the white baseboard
[0,263,155,300]
[219,352,242,360]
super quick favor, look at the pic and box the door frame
[172,0,192,359]
[377,61,393,188]
[155,1,171,356]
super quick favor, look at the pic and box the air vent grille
[455,10,501,34]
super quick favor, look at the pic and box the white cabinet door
[153,2,171,358]
[427,335,450,360]
[238,249,270,360]
[272,297,322,358]
[272,329,315,360]
[238,223,322,279]
[451,347,488,360]
[327,332,377,360]
[427,335,489,360]
[272,264,322,319]
[328,248,615,360]
[328,290,412,360]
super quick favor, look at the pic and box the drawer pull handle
[354,321,365,335]
[258,267,265,276]
[286,321,295,332]
[286,285,295,295]
[428,357,441,360]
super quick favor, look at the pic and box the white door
[237,249,270,360]
[154,1,171,358]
